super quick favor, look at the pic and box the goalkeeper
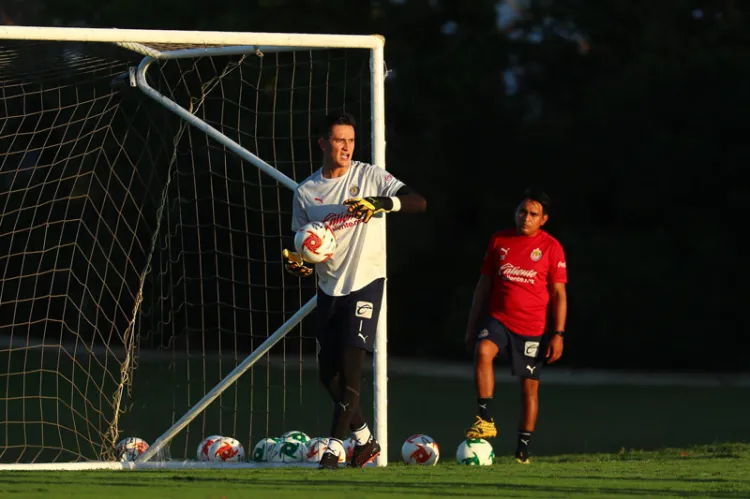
[283,110,426,470]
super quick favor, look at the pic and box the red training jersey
[480,228,567,336]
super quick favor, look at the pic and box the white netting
[0,39,372,463]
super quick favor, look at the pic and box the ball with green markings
[456,438,494,466]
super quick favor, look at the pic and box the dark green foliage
[21,0,748,370]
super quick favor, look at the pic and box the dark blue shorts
[315,278,385,362]
[476,317,549,380]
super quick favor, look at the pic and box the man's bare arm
[550,282,567,333]
[545,282,567,363]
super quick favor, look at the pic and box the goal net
[0,26,387,467]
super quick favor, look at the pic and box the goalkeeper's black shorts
[315,277,385,359]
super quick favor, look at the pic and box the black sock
[323,373,367,431]
[330,347,365,440]
[477,398,493,420]
[516,431,533,458]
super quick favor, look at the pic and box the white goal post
[0,25,389,468]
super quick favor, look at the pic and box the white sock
[327,437,344,457]
[352,424,372,446]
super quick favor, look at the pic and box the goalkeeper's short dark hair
[318,109,356,139]
[522,186,552,215]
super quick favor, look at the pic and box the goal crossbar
[0,25,384,50]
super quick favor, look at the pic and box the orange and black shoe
[349,436,381,468]
[465,415,497,439]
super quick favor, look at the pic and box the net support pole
[137,297,317,463]
[370,38,388,467]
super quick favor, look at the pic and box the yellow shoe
[516,457,531,464]
[464,416,497,439]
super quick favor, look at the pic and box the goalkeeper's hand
[343,196,392,223]
[282,249,313,278]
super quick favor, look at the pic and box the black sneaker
[318,450,339,470]
[349,436,381,468]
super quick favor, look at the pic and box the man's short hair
[318,109,356,139]
[522,187,552,215]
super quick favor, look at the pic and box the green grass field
[2,351,750,497]
[2,445,749,498]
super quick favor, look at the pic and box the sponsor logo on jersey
[323,212,361,231]
[499,263,537,284]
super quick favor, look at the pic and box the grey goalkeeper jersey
[292,161,405,296]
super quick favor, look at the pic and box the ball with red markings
[196,434,223,461]
[293,221,337,264]
[208,436,245,462]
[401,434,440,465]
[116,437,150,462]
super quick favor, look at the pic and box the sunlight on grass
[1,444,749,498]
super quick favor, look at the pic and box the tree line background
[3,0,746,371]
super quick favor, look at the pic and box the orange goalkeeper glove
[282,249,313,278]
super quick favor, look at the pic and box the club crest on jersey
[349,185,359,196]
[530,248,542,261]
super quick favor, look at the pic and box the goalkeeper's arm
[343,186,427,223]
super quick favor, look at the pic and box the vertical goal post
[0,25,388,468]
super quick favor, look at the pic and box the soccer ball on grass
[280,430,311,446]
[196,434,223,461]
[252,437,280,462]
[273,438,307,463]
[208,436,245,462]
[456,438,494,466]
[116,437,149,462]
[401,434,440,465]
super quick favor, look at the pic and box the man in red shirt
[464,188,568,464]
